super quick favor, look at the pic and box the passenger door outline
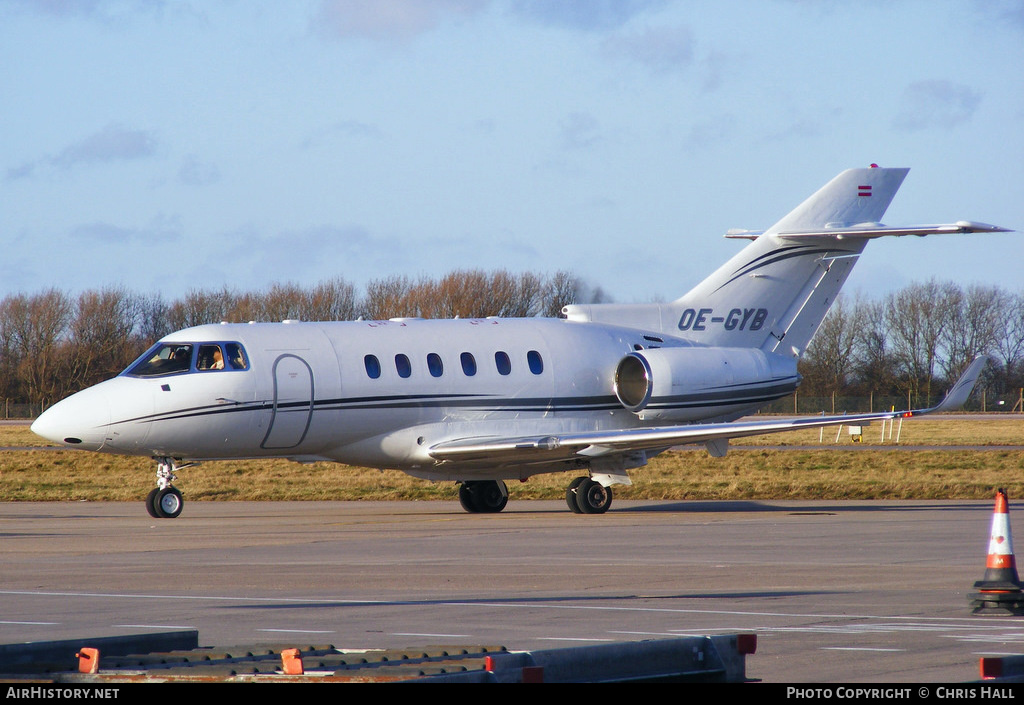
[261,353,314,450]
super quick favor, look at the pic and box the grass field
[1,416,1022,502]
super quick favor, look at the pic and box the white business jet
[31,166,1008,518]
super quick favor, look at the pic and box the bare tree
[990,290,1024,390]
[65,286,145,390]
[801,294,861,394]
[540,270,584,317]
[851,297,896,397]
[884,279,950,405]
[168,288,224,330]
[364,275,417,320]
[0,297,24,400]
[939,283,1001,384]
[259,283,307,322]
[1,290,73,404]
[502,271,545,318]
[305,277,359,321]
[136,293,172,343]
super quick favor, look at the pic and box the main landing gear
[456,477,614,514]
[565,476,613,514]
[458,480,509,513]
[146,457,185,519]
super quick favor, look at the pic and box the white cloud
[559,112,602,150]
[509,0,666,31]
[52,124,157,169]
[70,214,181,243]
[178,156,220,187]
[892,80,982,131]
[6,124,158,179]
[601,25,694,74]
[314,0,487,42]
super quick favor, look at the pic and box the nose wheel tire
[148,487,184,519]
[145,488,161,518]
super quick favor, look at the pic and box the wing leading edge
[428,356,989,466]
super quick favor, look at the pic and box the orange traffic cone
[970,489,1024,614]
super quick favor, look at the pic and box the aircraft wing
[428,356,988,465]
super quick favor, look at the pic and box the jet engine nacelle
[613,346,799,421]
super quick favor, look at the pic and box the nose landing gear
[146,457,188,519]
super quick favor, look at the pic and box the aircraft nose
[31,387,111,451]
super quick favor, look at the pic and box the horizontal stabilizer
[774,221,1012,240]
[725,221,1011,241]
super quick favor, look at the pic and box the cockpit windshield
[125,342,249,377]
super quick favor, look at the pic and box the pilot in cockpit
[197,344,225,371]
[168,347,191,373]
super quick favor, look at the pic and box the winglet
[929,356,988,413]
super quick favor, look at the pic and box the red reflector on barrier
[76,647,100,674]
[981,657,1003,679]
[281,648,304,675]
[522,666,544,683]
[737,633,757,655]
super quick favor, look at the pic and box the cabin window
[364,354,381,379]
[395,354,412,378]
[527,350,544,375]
[460,352,477,376]
[427,353,443,378]
[495,351,511,376]
[125,343,193,377]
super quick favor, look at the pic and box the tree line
[1,273,1021,413]
[799,280,1024,410]
[0,270,589,407]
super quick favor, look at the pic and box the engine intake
[614,354,653,411]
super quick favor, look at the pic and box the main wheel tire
[565,476,587,514]
[474,480,508,513]
[154,487,183,519]
[145,488,161,518]
[575,479,612,514]
[458,482,479,513]
[459,481,508,513]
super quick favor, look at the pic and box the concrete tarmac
[0,499,1019,683]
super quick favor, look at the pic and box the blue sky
[2,0,1022,308]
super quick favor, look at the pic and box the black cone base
[970,591,1024,615]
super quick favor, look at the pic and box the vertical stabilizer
[667,167,909,356]
[766,167,909,233]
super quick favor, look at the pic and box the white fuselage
[32,317,799,481]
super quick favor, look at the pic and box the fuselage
[31,317,801,481]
